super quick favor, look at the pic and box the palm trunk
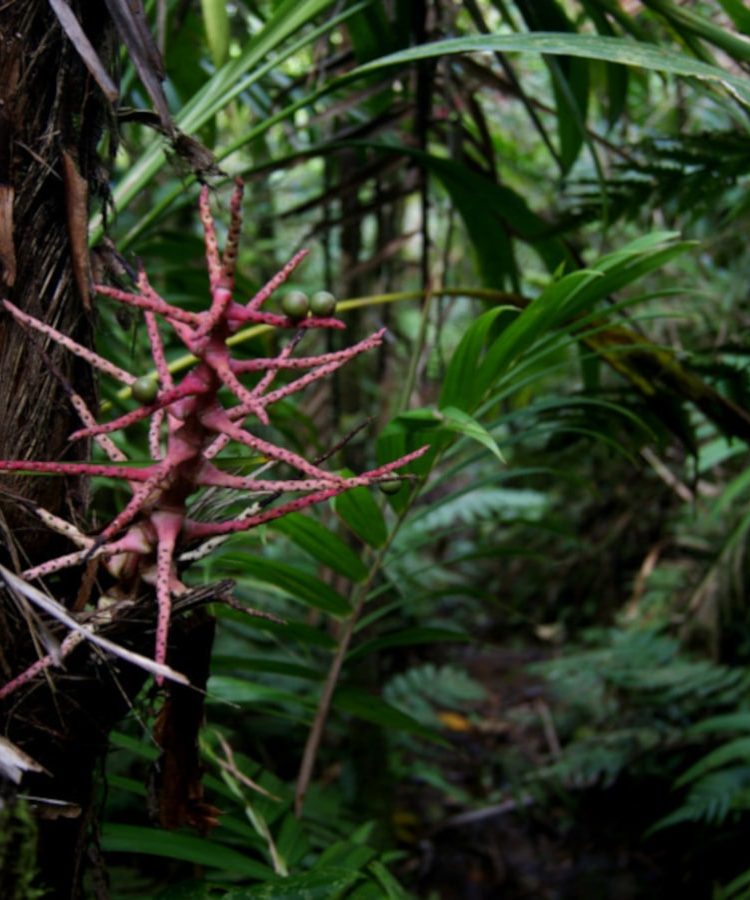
[0,2,117,896]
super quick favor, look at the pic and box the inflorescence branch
[0,179,426,695]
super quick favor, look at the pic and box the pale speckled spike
[31,505,93,549]
[151,512,183,686]
[2,299,137,385]
[144,310,173,391]
[246,330,304,405]
[231,329,385,376]
[203,335,304,460]
[22,548,99,581]
[208,356,269,425]
[199,185,222,288]
[92,467,167,547]
[184,486,346,540]
[245,249,309,312]
[69,391,128,463]
[149,408,164,460]
[259,357,350,409]
[208,414,343,484]
[0,460,153,481]
[221,178,245,288]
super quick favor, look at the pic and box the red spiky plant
[0,179,426,697]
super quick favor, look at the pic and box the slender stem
[294,503,411,816]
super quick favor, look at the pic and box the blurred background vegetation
[72,0,750,896]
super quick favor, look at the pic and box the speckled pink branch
[185,446,428,540]
[205,332,306,458]
[0,460,154,481]
[200,407,343,483]
[0,632,84,700]
[69,382,208,441]
[231,330,385,374]
[94,282,200,326]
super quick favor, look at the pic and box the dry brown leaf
[0,184,16,288]
[48,0,118,102]
[61,151,91,310]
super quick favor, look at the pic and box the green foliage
[74,0,750,895]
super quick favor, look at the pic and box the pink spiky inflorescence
[0,179,427,694]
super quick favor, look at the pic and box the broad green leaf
[351,33,750,106]
[512,0,589,171]
[207,676,316,709]
[476,269,599,395]
[154,881,213,900]
[212,656,320,680]
[639,0,750,62]
[200,0,230,67]
[439,407,506,462]
[102,825,273,879]
[417,152,570,279]
[109,731,159,761]
[690,712,750,736]
[718,0,750,35]
[335,486,387,548]
[333,686,441,740]
[676,737,750,786]
[440,306,519,411]
[392,407,504,462]
[272,514,368,582]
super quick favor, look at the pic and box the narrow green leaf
[222,557,351,617]
[347,628,468,664]
[98,0,341,233]
[367,861,410,899]
[315,842,377,871]
[102,825,273,879]
[351,33,750,106]
[272,514,368,582]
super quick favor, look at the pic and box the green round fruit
[132,376,159,404]
[282,290,309,319]
[309,290,337,317]
[378,478,402,495]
